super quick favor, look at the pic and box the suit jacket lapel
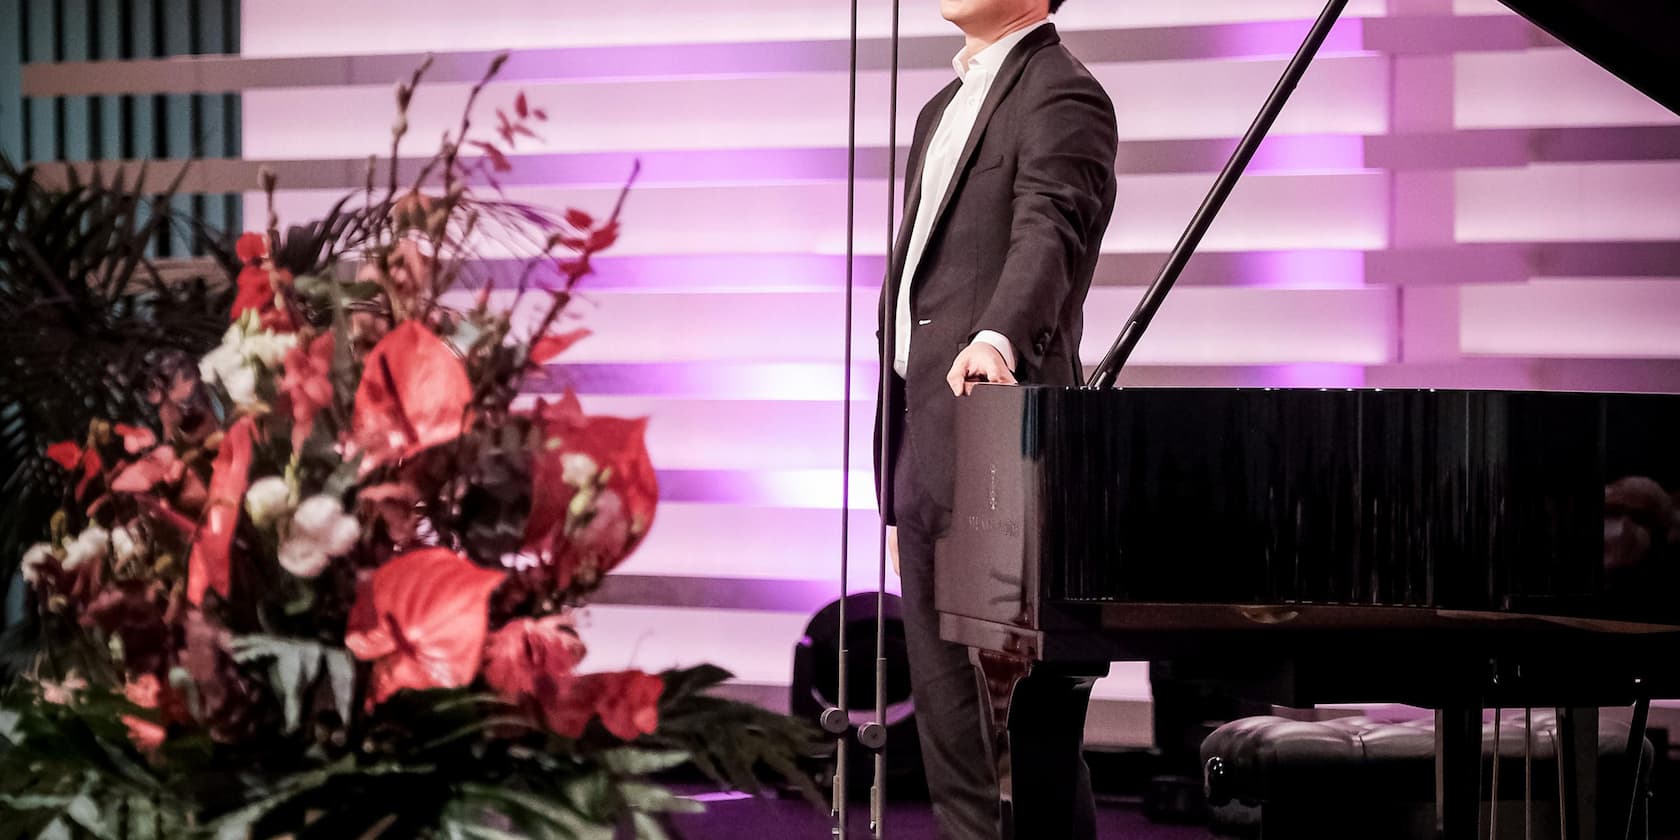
[924,24,1060,248]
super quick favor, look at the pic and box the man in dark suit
[876,1,1118,837]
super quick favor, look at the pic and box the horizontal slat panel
[615,502,884,583]
[471,286,1397,365]
[35,123,1680,193]
[29,134,1375,188]
[259,171,1388,258]
[1456,48,1680,129]
[1363,125,1680,170]
[1088,287,1399,364]
[238,0,1390,56]
[1369,242,1680,285]
[1461,278,1680,358]
[1456,161,1680,242]
[553,397,874,471]
[27,19,1383,95]
[660,468,874,509]
[235,55,1388,159]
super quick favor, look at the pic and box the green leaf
[459,783,612,840]
[229,634,356,733]
[444,822,528,840]
[631,811,672,840]
[596,747,689,776]
[616,781,702,816]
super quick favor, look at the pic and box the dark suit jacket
[876,24,1118,528]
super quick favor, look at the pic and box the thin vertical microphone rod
[824,0,863,836]
[866,2,905,836]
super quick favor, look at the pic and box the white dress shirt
[892,19,1050,379]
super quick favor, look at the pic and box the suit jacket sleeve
[973,72,1118,373]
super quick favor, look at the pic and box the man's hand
[888,526,900,576]
[947,342,1017,396]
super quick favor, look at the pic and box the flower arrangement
[0,57,816,838]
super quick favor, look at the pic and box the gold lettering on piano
[966,515,1021,538]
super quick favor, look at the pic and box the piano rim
[940,602,1680,663]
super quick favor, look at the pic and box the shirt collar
[953,18,1051,82]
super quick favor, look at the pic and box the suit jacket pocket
[971,153,1005,175]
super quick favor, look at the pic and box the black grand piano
[935,2,1680,839]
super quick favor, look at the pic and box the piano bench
[1200,712,1652,840]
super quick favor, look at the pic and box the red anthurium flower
[351,321,473,472]
[232,265,275,320]
[186,416,255,605]
[344,548,507,706]
[528,328,590,365]
[589,670,664,741]
[111,446,184,494]
[230,232,294,330]
[234,267,296,332]
[113,424,156,454]
[541,669,663,741]
[522,390,657,590]
[45,441,82,471]
[482,615,587,704]
[235,232,267,264]
[280,333,335,451]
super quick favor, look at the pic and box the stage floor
[665,792,1680,839]
[667,794,1218,839]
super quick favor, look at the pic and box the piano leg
[968,649,1104,840]
[970,648,1029,840]
[1435,707,1482,840]
[1557,706,1600,840]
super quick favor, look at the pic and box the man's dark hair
[1049,0,1067,11]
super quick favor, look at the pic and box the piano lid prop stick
[1086,0,1350,389]
[825,0,864,835]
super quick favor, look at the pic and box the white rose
[278,495,360,579]
[245,476,294,527]
[198,338,241,387]
[200,330,260,407]
[61,525,109,572]
[278,539,330,579]
[241,329,296,369]
[111,526,143,565]
[21,542,56,584]
[292,496,360,556]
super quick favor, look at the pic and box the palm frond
[0,154,238,640]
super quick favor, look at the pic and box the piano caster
[970,647,1030,840]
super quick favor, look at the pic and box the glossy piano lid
[1498,0,1680,114]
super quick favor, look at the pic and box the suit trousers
[892,412,1102,840]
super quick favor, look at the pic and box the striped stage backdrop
[16,0,1680,744]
